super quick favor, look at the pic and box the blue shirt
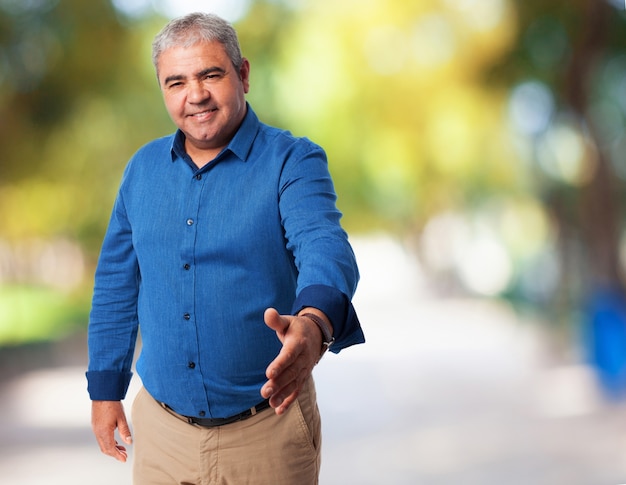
[86,106,364,418]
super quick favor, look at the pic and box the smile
[189,108,217,119]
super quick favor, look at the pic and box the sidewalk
[1,234,625,484]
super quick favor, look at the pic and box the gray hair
[152,12,243,72]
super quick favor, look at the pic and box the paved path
[1,235,625,484]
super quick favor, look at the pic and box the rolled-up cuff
[86,370,133,401]
[291,284,365,353]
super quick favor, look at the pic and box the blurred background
[2,0,626,483]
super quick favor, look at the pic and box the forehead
[157,41,229,77]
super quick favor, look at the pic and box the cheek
[163,93,184,116]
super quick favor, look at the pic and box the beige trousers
[131,378,321,485]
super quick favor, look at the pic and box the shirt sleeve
[291,284,364,352]
[279,140,365,352]
[86,181,140,401]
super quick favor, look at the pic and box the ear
[239,58,251,94]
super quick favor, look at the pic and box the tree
[0,0,170,251]
[493,0,626,296]
[491,0,626,392]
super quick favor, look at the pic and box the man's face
[157,40,250,162]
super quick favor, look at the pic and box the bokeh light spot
[509,80,554,136]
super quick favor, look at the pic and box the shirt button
[186,218,194,226]
[188,362,196,369]
[183,264,190,270]
[183,313,190,320]
[195,174,202,180]
[199,411,206,417]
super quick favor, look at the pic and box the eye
[204,72,223,81]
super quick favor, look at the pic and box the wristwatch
[300,312,335,362]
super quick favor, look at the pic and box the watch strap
[300,312,335,361]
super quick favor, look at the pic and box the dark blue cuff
[86,370,133,401]
[291,284,365,353]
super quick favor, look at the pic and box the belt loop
[250,404,257,416]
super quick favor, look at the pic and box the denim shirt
[86,106,364,418]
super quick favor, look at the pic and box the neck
[184,140,224,168]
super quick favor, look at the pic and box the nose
[187,81,210,104]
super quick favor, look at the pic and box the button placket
[177,168,205,414]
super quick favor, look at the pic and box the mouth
[189,108,218,119]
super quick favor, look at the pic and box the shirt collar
[169,103,260,164]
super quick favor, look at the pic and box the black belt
[161,399,271,428]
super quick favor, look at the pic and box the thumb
[118,416,133,444]
[264,308,289,337]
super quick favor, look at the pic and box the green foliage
[243,0,523,233]
[0,0,172,253]
[0,285,89,345]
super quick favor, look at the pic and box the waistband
[160,399,271,428]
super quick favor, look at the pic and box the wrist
[300,311,334,362]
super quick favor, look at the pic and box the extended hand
[91,400,133,462]
[261,308,326,415]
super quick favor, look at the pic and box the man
[86,11,364,485]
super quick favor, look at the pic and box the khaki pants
[131,378,321,485]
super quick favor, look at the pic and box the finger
[262,359,298,398]
[115,443,129,462]
[266,337,301,376]
[269,381,299,414]
[266,365,310,413]
[263,307,289,337]
[274,394,297,415]
[111,441,129,462]
[118,417,133,445]
[271,368,310,415]
[95,433,128,462]
[264,314,300,381]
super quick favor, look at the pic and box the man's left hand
[261,307,328,415]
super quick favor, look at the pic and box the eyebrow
[163,67,227,86]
